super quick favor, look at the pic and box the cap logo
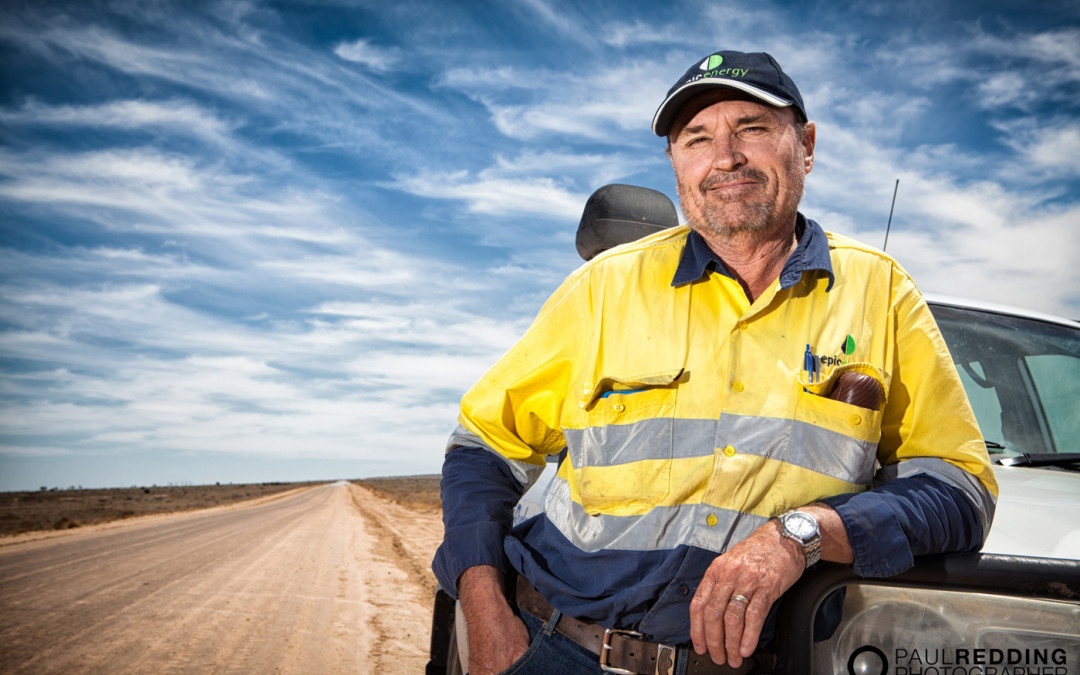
[700,54,724,71]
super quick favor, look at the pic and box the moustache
[698,169,768,194]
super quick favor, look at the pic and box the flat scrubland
[0,476,442,537]
[354,474,442,511]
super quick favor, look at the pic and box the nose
[709,135,746,172]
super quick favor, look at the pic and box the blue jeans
[487,609,606,675]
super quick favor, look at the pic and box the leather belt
[514,576,765,675]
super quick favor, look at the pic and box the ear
[801,121,816,174]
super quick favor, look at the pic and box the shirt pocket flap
[579,368,684,411]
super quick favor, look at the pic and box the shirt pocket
[571,369,682,515]
[792,363,885,488]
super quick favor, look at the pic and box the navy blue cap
[653,50,806,137]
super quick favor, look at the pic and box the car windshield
[931,304,1080,460]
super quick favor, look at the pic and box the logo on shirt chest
[804,334,857,381]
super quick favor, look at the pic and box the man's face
[667,92,815,242]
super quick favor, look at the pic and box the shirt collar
[670,214,835,291]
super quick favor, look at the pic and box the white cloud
[333,38,400,72]
[513,0,597,47]
[993,118,1080,176]
[0,147,353,249]
[978,27,1080,71]
[440,60,670,142]
[0,98,232,136]
[601,21,683,48]
[391,169,586,220]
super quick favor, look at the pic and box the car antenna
[883,179,899,252]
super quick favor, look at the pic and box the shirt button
[677,584,690,597]
[723,445,736,457]
[706,513,718,527]
[738,321,749,330]
[614,403,626,413]
[850,414,862,426]
[731,381,744,393]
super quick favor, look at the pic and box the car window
[930,304,1080,457]
[954,360,1005,447]
[1025,353,1080,445]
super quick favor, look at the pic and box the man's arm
[433,446,525,598]
[434,447,533,674]
[820,473,984,576]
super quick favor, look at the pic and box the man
[434,50,998,675]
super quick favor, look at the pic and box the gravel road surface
[0,482,443,674]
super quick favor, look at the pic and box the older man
[434,50,997,675]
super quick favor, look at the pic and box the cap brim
[652,78,794,137]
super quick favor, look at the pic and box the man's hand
[689,519,803,668]
[459,565,531,675]
[689,504,853,669]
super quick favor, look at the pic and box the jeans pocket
[492,612,547,675]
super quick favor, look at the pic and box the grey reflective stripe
[564,418,714,464]
[543,474,768,553]
[717,414,877,484]
[564,414,877,485]
[787,418,878,485]
[881,456,997,540]
[446,425,545,488]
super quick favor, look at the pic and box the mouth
[707,179,757,192]
[700,170,767,197]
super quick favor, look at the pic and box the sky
[1,0,1078,491]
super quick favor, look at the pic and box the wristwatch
[778,510,822,567]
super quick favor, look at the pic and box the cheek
[673,153,709,185]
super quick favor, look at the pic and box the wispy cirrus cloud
[333,38,401,72]
[0,98,233,136]
[390,169,586,220]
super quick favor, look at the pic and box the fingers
[688,572,720,658]
[690,567,746,666]
[692,584,758,667]
[722,593,747,665]
[740,595,769,659]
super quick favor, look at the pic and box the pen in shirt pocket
[803,344,819,383]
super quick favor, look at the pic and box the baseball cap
[652,50,806,137]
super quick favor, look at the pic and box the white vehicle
[427,185,1080,675]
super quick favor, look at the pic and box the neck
[696,219,798,302]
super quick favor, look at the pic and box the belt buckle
[599,627,644,674]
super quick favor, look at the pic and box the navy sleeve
[431,446,526,599]
[820,474,983,577]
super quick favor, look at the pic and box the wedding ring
[730,594,750,605]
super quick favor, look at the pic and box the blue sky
[1,1,1077,491]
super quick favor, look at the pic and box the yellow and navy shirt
[434,216,997,644]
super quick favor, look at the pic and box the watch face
[786,512,816,539]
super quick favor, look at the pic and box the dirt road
[0,482,444,674]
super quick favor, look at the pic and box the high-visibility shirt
[434,217,997,644]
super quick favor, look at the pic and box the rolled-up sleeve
[432,446,526,597]
[821,474,983,577]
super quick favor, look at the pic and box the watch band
[802,532,822,567]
